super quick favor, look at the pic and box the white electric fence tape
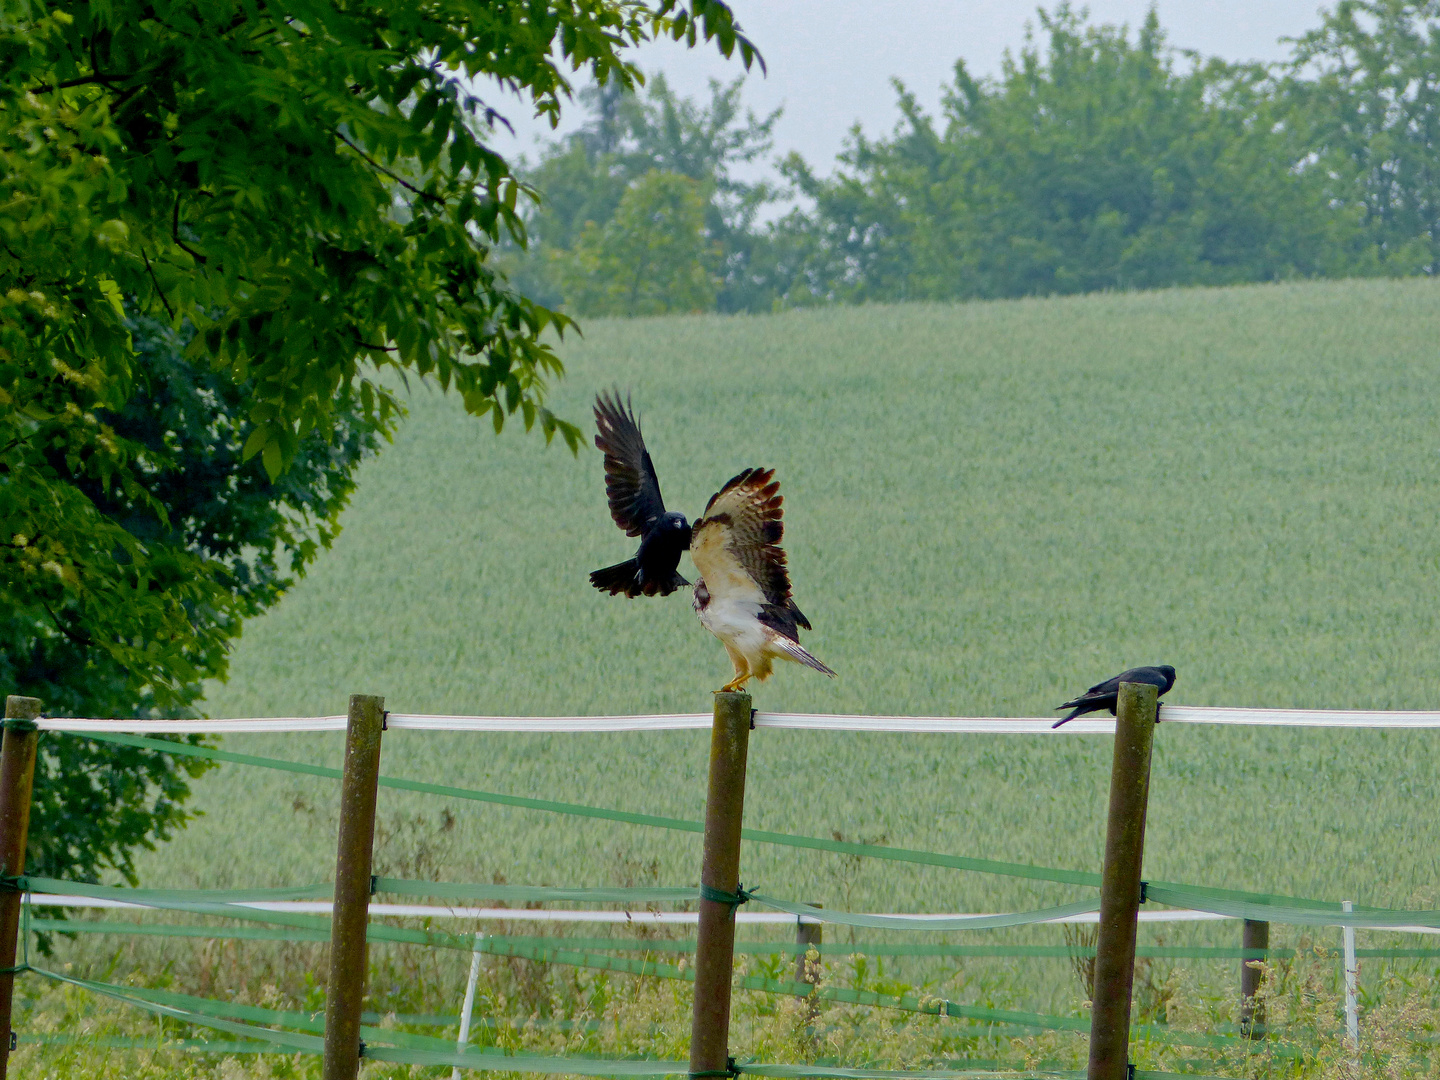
[34,705,1440,735]
[22,894,1440,933]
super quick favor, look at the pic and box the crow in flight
[1052,665,1176,728]
[589,392,834,692]
[589,392,693,597]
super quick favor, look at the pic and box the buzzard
[1052,665,1176,727]
[690,467,835,693]
[589,393,834,692]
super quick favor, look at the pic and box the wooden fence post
[1240,918,1268,1038]
[1086,680,1158,1080]
[795,901,823,1039]
[0,696,39,1080]
[795,902,823,987]
[689,691,753,1079]
[322,694,385,1080]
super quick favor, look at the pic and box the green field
[111,277,1440,967]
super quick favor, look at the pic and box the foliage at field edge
[523,1,1440,315]
[0,315,383,892]
[0,0,757,882]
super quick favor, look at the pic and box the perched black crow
[590,392,693,597]
[1052,665,1177,728]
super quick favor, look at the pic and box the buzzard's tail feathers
[590,559,642,597]
[773,636,836,678]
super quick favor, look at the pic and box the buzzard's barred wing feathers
[693,467,811,644]
[690,466,835,689]
[697,468,790,600]
[594,391,666,538]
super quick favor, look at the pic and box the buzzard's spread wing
[690,468,811,641]
[594,392,666,537]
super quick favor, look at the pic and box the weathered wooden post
[1240,918,1268,1037]
[689,691,752,1078]
[321,694,385,1080]
[0,696,39,1080]
[795,902,823,987]
[795,901,824,1038]
[1086,680,1158,1080]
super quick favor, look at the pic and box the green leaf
[261,440,283,480]
[241,426,269,462]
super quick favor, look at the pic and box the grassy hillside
[124,278,1440,941]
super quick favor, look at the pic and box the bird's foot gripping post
[689,691,753,1078]
[1086,680,1159,1080]
[322,695,386,1080]
[0,696,40,1080]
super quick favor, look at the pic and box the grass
[24,276,1440,1072]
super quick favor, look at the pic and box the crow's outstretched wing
[594,392,667,538]
[690,468,812,641]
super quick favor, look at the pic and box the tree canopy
[512,2,1440,313]
[1,0,757,883]
[509,73,780,314]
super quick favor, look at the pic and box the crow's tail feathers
[590,559,642,597]
[641,571,691,597]
[1051,706,1087,729]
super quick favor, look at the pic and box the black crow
[590,392,693,597]
[1052,665,1176,728]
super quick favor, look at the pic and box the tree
[782,5,1366,303]
[1,314,382,889]
[1287,0,1440,273]
[2,0,757,882]
[554,170,718,315]
[514,72,781,313]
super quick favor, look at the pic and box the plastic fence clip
[358,1038,367,1058]
[8,1031,13,1051]
[0,877,20,895]
[1140,881,1149,904]
[699,883,752,910]
[1127,1064,1135,1080]
[690,1055,741,1078]
[370,874,378,896]
[382,711,389,731]
[1,718,36,734]
[749,709,756,730]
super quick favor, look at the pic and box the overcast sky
[487,0,1330,173]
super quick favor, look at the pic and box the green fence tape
[71,732,1100,889]
[117,983,484,1054]
[40,916,1440,964]
[23,943,1294,1064]
[32,966,324,1054]
[17,1033,279,1053]
[22,876,1100,936]
[1145,885,1440,929]
[32,967,1083,1079]
[748,895,1099,932]
[77,731,1440,919]
[37,866,1440,937]
[30,918,333,945]
[27,878,333,904]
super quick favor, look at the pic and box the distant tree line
[516,1,1440,316]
